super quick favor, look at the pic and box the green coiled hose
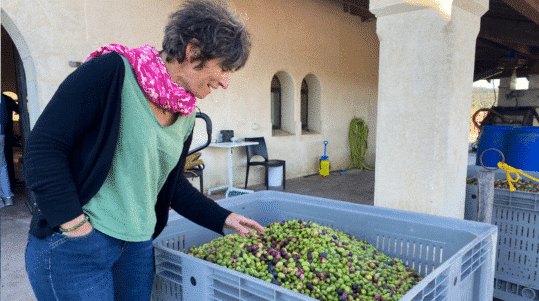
[348,117,374,170]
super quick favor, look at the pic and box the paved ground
[1,187,34,301]
[207,168,376,206]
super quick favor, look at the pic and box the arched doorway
[1,20,34,211]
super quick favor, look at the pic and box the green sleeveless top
[83,56,195,241]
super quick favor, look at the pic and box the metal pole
[477,170,495,223]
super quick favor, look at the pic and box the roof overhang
[330,0,539,81]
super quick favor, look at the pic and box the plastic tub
[505,126,539,172]
[476,125,514,168]
[153,191,497,301]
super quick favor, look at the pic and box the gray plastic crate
[153,191,497,301]
[465,184,539,301]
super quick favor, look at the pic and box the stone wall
[1,0,380,189]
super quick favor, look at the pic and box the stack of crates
[466,184,539,300]
[153,191,497,301]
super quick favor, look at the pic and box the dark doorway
[2,26,31,203]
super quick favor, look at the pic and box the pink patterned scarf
[85,44,197,116]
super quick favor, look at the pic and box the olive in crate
[188,220,422,301]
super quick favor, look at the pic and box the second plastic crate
[153,191,497,301]
[466,184,539,301]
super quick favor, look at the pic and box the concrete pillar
[529,74,539,89]
[477,170,494,224]
[497,74,517,106]
[499,76,517,91]
[370,0,489,219]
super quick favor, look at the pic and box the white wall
[2,0,379,190]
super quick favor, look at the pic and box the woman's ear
[186,40,202,63]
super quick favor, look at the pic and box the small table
[207,141,259,198]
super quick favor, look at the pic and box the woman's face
[166,55,233,99]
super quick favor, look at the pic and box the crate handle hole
[522,288,535,299]
[190,276,197,286]
[454,277,458,286]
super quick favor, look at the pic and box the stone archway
[1,9,40,129]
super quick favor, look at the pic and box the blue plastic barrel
[505,126,539,172]
[475,125,514,168]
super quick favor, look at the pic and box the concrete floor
[0,169,375,301]
[1,184,34,301]
[207,169,376,205]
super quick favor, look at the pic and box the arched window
[301,79,308,131]
[301,74,321,135]
[271,75,281,130]
[271,72,295,136]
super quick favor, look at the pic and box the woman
[24,1,264,300]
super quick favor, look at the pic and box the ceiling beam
[476,37,511,53]
[474,68,504,81]
[479,16,539,47]
[340,0,376,20]
[476,34,539,61]
[500,0,539,25]
[482,36,539,60]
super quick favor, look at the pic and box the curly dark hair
[162,0,251,71]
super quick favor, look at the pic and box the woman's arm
[169,133,232,234]
[169,133,264,236]
[25,52,125,230]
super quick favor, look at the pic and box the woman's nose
[219,73,231,89]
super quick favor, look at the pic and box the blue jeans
[0,135,14,199]
[25,228,154,301]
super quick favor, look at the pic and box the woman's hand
[224,213,265,237]
[59,214,94,236]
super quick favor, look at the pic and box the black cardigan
[25,52,232,240]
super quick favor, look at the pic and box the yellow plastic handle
[497,162,539,192]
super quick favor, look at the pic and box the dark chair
[184,152,205,193]
[244,137,286,190]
